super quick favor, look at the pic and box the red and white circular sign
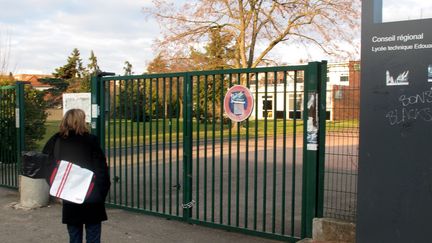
[224,85,254,122]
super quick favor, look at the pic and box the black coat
[43,132,111,225]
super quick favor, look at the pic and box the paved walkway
[0,187,280,243]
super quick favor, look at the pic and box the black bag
[21,151,49,179]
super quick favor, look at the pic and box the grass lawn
[326,119,359,132]
[35,118,359,150]
[35,120,60,151]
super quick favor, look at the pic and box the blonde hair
[59,109,89,137]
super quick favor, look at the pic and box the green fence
[323,62,360,221]
[92,62,327,241]
[0,62,360,231]
[0,83,25,189]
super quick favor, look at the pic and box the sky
[382,0,432,22]
[1,0,158,75]
[0,0,360,75]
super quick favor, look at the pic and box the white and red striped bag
[49,160,94,204]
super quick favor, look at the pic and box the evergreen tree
[0,79,47,150]
[80,50,100,92]
[24,87,48,150]
[205,27,234,70]
[52,48,86,92]
[53,48,85,79]
[87,50,100,75]
[123,61,133,75]
[38,78,68,107]
[193,29,233,123]
[146,53,181,119]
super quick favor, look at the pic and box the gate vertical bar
[183,73,193,220]
[155,78,160,211]
[219,73,224,224]
[291,70,299,236]
[301,62,322,238]
[195,76,200,219]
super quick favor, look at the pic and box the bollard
[19,175,50,208]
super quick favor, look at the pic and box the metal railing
[323,62,360,221]
[0,83,25,189]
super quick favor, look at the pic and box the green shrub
[24,88,48,150]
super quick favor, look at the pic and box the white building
[248,61,356,121]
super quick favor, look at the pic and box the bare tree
[144,0,360,68]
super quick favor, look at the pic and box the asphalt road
[0,186,281,243]
[0,135,358,241]
[103,137,358,238]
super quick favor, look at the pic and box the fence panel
[0,85,19,188]
[187,68,308,241]
[101,74,186,220]
[97,63,326,241]
[324,62,360,221]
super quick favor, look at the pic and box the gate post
[91,75,101,138]
[317,61,327,218]
[301,61,327,238]
[15,82,26,180]
[91,72,113,149]
[182,73,193,220]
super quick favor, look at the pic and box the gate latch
[181,200,195,209]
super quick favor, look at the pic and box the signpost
[358,1,432,242]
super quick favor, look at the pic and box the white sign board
[62,93,91,123]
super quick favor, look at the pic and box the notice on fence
[306,93,318,151]
[223,85,254,122]
[63,93,91,123]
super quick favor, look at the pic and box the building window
[335,90,343,99]
[354,63,360,71]
[288,111,302,119]
[340,75,349,82]
[288,94,303,119]
[263,111,272,118]
[262,100,273,110]
[296,71,304,83]
[262,97,273,118]
[276,111,285,119]
[289,94,302,111]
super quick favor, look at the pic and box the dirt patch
[46,108,63,121]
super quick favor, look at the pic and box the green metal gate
[0,83,25,189]
[92,62,327,241]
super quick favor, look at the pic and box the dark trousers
[67,223,102,243]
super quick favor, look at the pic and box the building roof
[13,74,53,88]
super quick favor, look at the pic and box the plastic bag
[21,151,48,178]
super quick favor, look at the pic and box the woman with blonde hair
[43,108,110,243]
